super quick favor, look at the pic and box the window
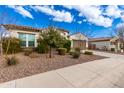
[19,33,26,47]
[28,34,35,47]
[19,33,35,47]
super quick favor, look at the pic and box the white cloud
[77,21,82,24]
[116,23,124,29]
[32,6,73,23]
[104,5,122,18]
[121,15,124,21]
[8,5,33,19]
[63,5,113,28]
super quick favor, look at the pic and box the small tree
[41,26,65,58]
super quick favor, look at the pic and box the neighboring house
[89,37,123,52]
[110,37,123,52]
[89,37,112,50]
[70,32,88,50]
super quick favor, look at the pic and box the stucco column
[117,42,120,51]
[26,34,28,47]
[86,40,88,49]
[71,40,73,48]
[35,35,37,47]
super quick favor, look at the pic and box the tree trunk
[0,43,3,56]
[49,46,52,58]
[6,39,11,55]
[123,42,124,52]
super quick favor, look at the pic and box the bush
[24,49,32,56]
[111,48,115,52]
[84,51,93,55]
[72,51,80,58]
[3,37,21,54]
[37,39,49,54]
[5,56,18,66]
[75,47,80,52]
[69,49,75,55]
[63,40,71,52]
[58,48,67,55]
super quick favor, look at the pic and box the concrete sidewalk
[1,51,124,88]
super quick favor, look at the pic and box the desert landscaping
[0,51,106,83]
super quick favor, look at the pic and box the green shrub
[72,51,80,58]
[24,49,32,56]
[58,48,67,55]
[5,56,18,66]
[111,48,115,52]
[3,37,21,54]
[69,49,75,55]
[37,39,49,54]
[63,40,71,52]
[84,51,93,55]
[75,47,81,52]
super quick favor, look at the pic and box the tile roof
[1,24,42,32]
[1,24,69,33]
[89,37,112,42]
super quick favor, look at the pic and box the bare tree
[0,26,10,56]
[115,23,124,51]
[0,13,17,56]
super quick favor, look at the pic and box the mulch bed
[0,52,107,83]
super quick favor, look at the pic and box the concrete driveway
[1,51,124,88]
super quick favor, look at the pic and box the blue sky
[0,5,124,38]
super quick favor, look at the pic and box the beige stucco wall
[90,41,111,50]
[9,29,40,47]
[8,29,69,48]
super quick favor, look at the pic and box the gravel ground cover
[0,52,107,83]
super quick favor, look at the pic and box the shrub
[24,49,32,56]
[84,51,93,55]
[75,47,80,52]
[69,49,75,55]
[58,48,67,55]
[72,51,80,58]
[3,37,21,54]
[63,40,71,52]
[37,39,49,54]
[111,48,115,52]
[5,56,18,66]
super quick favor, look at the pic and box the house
[89,37,112,50]
[2,24,41,48]
[2,24,69,48]
[89,37,123,52]
[110,37,123,52]
[2,24,88,50]
[70,32,88,50]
